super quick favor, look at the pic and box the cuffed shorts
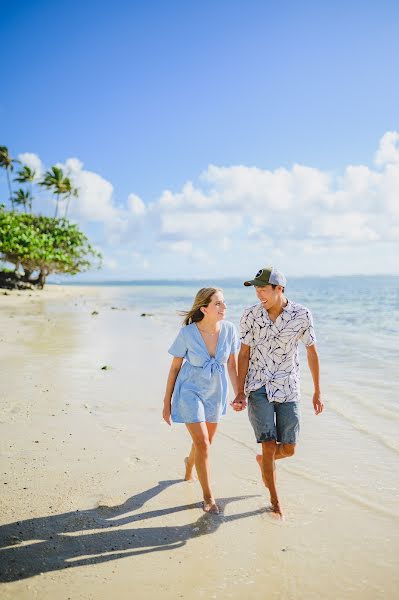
[247,386,300,445]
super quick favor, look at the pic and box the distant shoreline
[49,273,399,286]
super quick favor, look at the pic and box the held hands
[230,392,247,412]
[313,391,324,415]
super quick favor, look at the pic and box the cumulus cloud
[128,193,146,216]
[374,131,399,166]
[159,211,243,241]
[148,131,399,252]
[62,157,120,223]
[310,212,380,241]
[18,152,43,178]
[11,131,399,276]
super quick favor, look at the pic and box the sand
[0,285,398,600]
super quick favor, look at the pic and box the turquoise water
[62,275,399,414]
[56,276,399,518]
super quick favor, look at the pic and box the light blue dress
[168,320,240,423]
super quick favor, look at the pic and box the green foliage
[14,165,36,185]
[0,206,102,285]
[12,188,33,212]
[0,146,19,171]
[0,146,20,208]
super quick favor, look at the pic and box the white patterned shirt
[239,300,316,403]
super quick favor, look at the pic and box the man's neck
[265,296,288,321]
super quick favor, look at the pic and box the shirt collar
[256,298,292,317]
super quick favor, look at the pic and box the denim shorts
[248,386,300,444]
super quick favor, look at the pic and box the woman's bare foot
[202,498,219,514]
[184,457,196,481]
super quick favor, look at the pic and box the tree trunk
[29,269,48,288]
[54,194,59,218]
[22,268,33,282]
[6,169,13,209]
[37,269,47,289]
[65,195,71,218]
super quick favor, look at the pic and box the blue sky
[1,0,399,279]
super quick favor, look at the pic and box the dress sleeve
[301,310,317,347]
[239,309,254,346]
[168,327,188,357]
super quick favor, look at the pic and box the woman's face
[202,291,226,321]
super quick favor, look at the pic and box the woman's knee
[194,437,210,455]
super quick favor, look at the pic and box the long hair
[180,287,222,326]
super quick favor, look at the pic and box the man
[232,267,323,518]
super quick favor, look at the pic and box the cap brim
[243,280,268,287]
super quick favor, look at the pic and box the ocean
[59,275,399,520]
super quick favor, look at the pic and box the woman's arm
[163,357,183,425]
[227,353,239,396]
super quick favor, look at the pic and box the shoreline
[1,286,398,599]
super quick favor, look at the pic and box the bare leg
[184,444,196,481]
[256,442,295,476]
[185,422,219,514]
[259,441,283,518]
[275,443,295,460]
[185,422,218,482]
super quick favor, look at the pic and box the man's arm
[231,343,250,411]
[306,344,324,415]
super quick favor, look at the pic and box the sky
[1,0,399,279]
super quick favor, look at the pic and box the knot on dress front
[202,357,223,379]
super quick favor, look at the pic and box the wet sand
[0,286,398,599]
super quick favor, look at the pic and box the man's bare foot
[202,498,219,514]
[184,457,196,481]
[256,454,268,487]
[269,500,284,519]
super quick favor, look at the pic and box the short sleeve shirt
[240,300,316,403]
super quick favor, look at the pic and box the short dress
[168,320,240,423]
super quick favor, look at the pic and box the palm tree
[0,146,20,209]
[64,185,79,218]
[39,166,70,218]
[14,165,36,211]
[12,188,33,212]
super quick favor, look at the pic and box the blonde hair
[180,287,222,326]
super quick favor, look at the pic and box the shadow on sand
[0,479,264,582]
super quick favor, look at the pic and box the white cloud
[11,132,399,277]
[160,211,243,240]
[18,152,43,178]
[103,257,118,270]
[128,193,146,216]
[310,212,380,241]
[374,131,399,166]
[161,240,193,254]
[63,157,119,223]
[151,132,399,251]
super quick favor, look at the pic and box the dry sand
[0,286,398,599]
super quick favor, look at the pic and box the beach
[1,284,398,600]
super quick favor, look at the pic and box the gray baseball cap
[243,267,287,287]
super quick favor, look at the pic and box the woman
[163,288,239,514]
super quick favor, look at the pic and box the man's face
[255,284,282,309]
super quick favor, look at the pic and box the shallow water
[57,277,399,522]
